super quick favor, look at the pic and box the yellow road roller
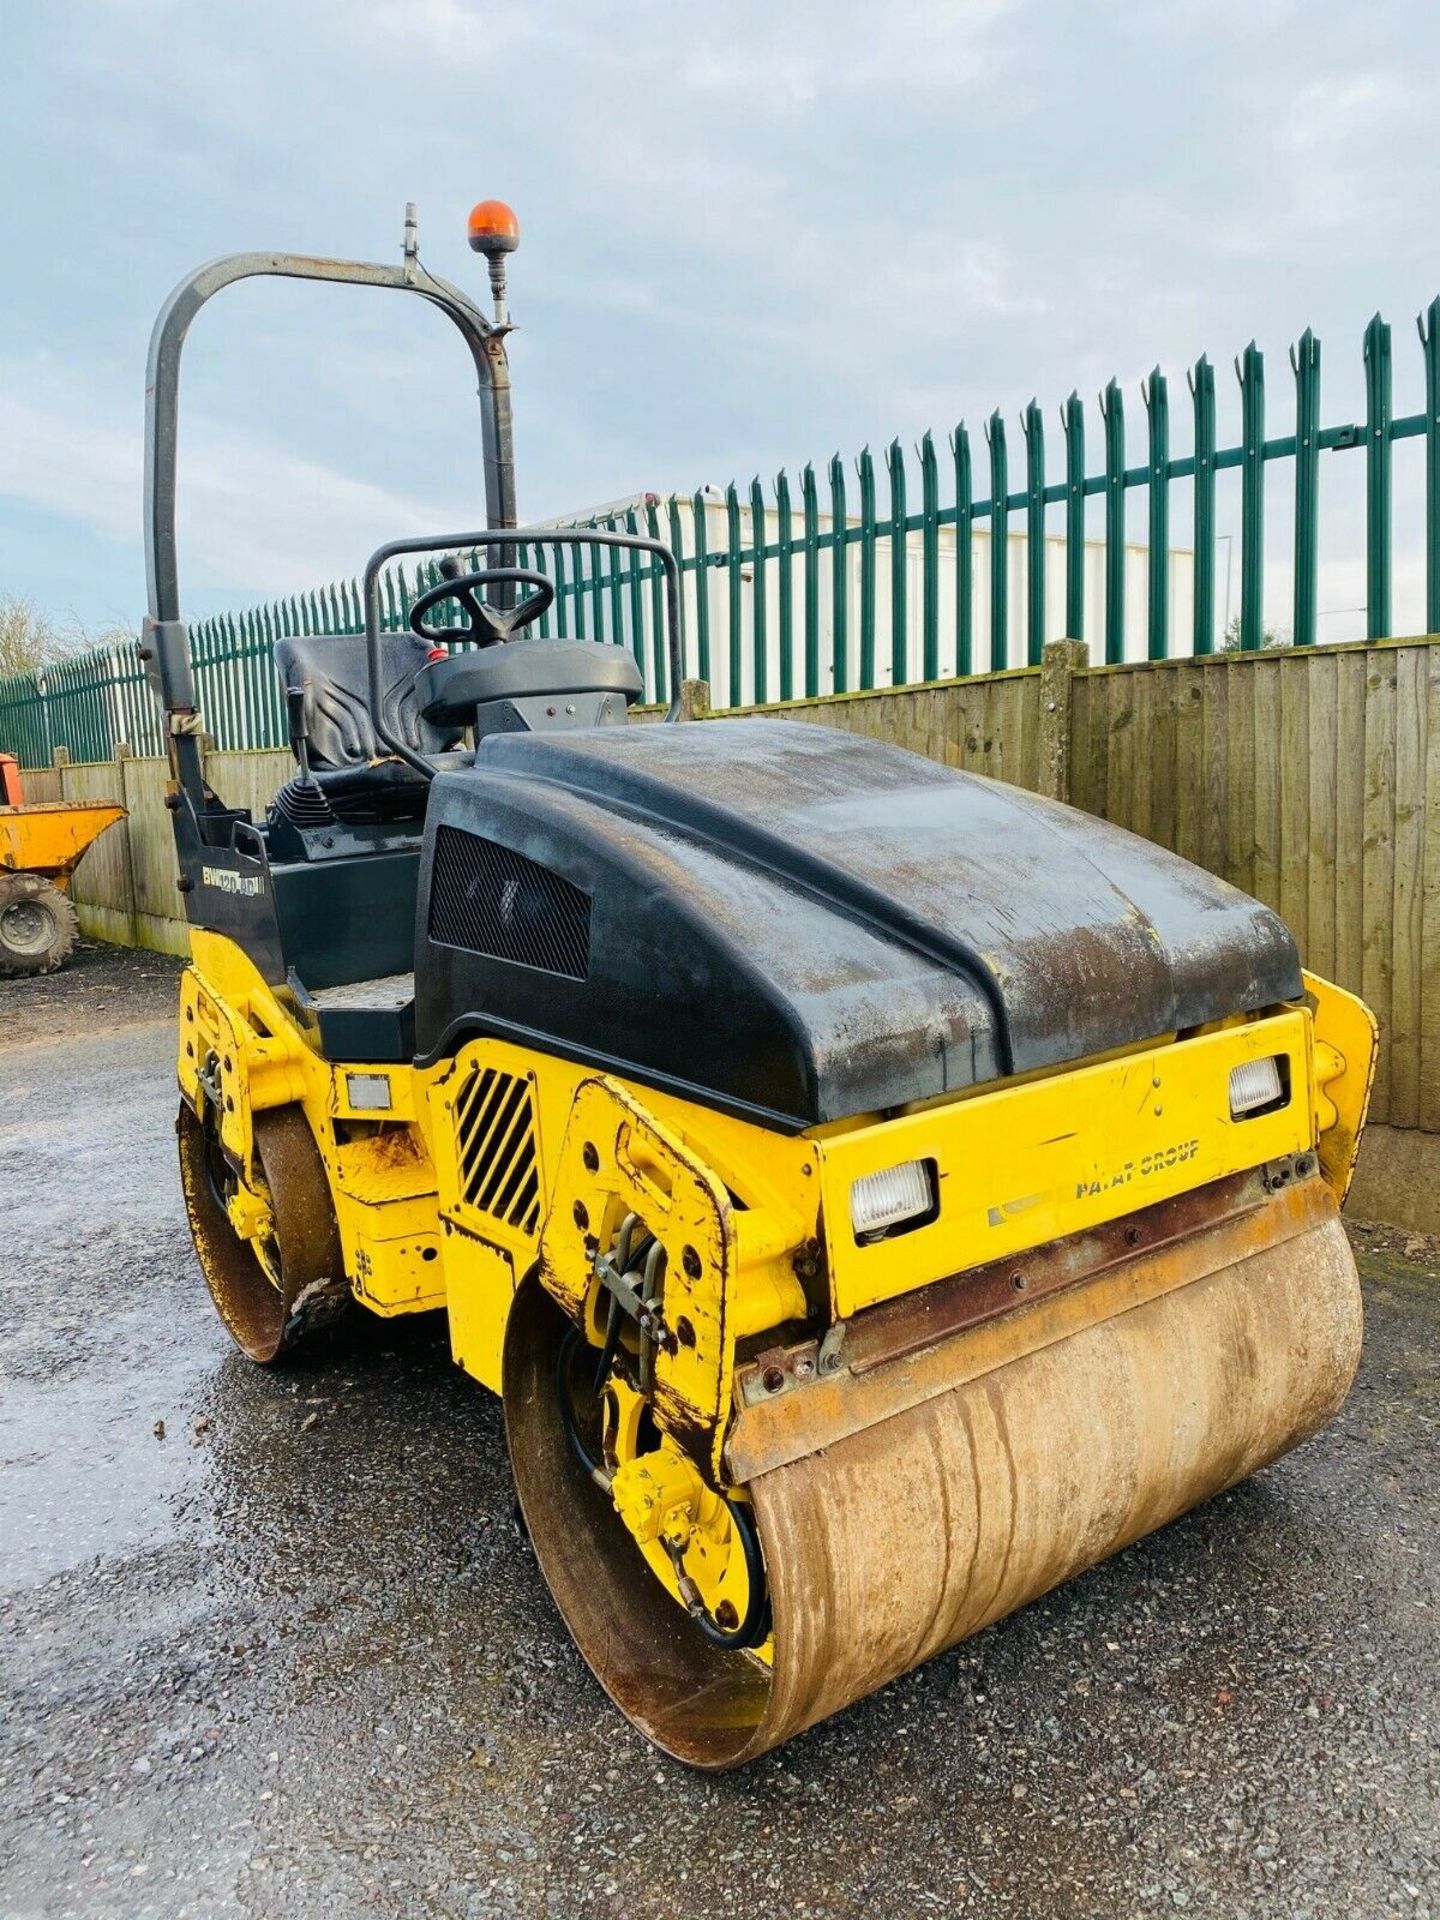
[143,205,1376,1768]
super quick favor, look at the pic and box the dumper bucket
[0,801,126,885]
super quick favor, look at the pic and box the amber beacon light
[468,199,520,326]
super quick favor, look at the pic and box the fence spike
[1363,312,1392,640]
[1421,298,1440,634]
[1022,400,1046,665]
[1142,366,1169,661]
[1099,378,1126,663]
[827,455,848,694]
[1061,391,1085,643]
[625,506,647,685]
[857,446,877,687]
[919,429,940,681]
[690,489,711,679]
[1236,342,1265,650]
[1189,355,1217,653]
[950,422,974,677]
[774,469,794,702]
[749,475,768,704]
[1291,329,1321,646]
[886,438,908,687]
[644,496,667,703]
[985,410,1009,671]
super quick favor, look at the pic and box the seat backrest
[274,632,461,769]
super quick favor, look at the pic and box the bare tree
[0,598,133,679]
[0,597,79,678]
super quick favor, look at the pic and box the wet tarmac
[2,945,1437,1919]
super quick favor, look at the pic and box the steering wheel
[409,559,555,649]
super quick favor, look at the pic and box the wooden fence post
[1038,638,1087,802]
[115,743,142,948]
[677,678,712,721]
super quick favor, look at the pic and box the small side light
[851,1159,936,1242]
[1228,1056,1284,1118]
[345,1072,392,1112]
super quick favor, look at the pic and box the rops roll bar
[362,527,687,774]
[141,207,516,818]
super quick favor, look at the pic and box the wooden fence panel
[724,671,1043,792]
[56,760,133,946]
[1422,644,1440,1132]
[19,768,64,804]
[1072,637,1439,1130]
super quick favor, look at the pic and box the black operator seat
[272,631,461,827]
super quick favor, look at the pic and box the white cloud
[0,363,466,600]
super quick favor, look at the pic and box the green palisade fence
[3,299,1439,764]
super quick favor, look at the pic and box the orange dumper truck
[0,754,125,975]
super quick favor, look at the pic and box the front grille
[453,1065,541,1234]
[429,827,591,980]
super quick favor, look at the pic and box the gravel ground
[2,944,1437,1920]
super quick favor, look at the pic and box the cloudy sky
[2,0,1437,641]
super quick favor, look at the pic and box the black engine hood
[414,718,1300,1129]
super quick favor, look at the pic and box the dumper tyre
[177,1100,350,1365]
[0,872,78,977]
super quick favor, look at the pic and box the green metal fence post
[828,455,848,693]
[857,446,877,688]
[775,470,794,702]
[1363,312,1393,640]
[1420,298,1440,634]
[919,430,940,681]
[589,518,605,640]
[645,496,668,706]
[1236,342,1265,651]
[725,483,743,703]
[1100,378,1126,663]
[887,438,907,686]
[801,463,821,697]
[986,411,1008,671]
[664,498,686,697]
[1062,392,1085,643]
[749,476,768,704]
[623,509,647,684]
[1022,400,1046,665]
[691,490,712,681]
[552,542,569,638]
[951,422,974,677]
[605,518,625,657]
[1291,328,1321,647]
[1142,366,1169,660]
[1190,355,1217,654]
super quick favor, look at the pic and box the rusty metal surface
[734,1168,1270,1421]
[727,1172,1329,1484]
[508,1177,1362,1769]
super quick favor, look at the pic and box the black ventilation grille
[429,826,591,980]
[453,1065,541,1235]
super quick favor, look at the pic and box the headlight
[1228,1055,1285,1118]
[850,1159,936,1242]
